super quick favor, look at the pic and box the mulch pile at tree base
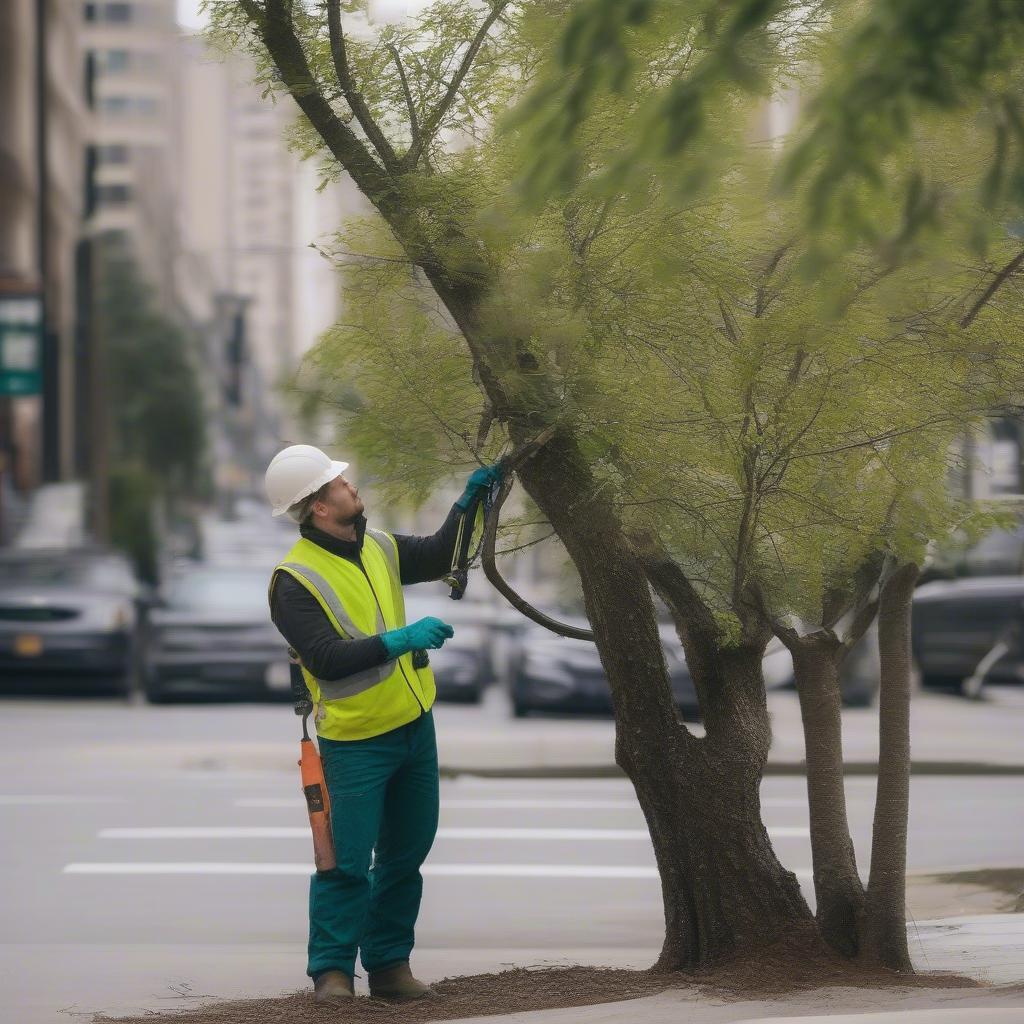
[92,931,983,1024]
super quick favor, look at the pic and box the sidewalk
[434,916,1024,1024]
[443,991,1024,1024]
[1,686,1020,783]
[431,687,1024,776]
[57,915,1023,1023]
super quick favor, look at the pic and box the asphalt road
[0,693,1021,1022]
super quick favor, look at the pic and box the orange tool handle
[299,738,336,872]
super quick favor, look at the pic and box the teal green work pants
[307,708,439,980]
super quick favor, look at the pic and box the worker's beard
[334,503,364,527]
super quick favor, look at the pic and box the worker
[264,444,503,1005]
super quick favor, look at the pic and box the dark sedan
[144,565,292,703]
[912,576,1024,691]
[0,548,145,695]
[831,575,1024,703]
[510,618,702,718]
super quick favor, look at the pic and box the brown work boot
[313,969,355,1005]
[367,961,435,1000]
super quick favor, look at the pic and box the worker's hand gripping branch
[455,461,505,510]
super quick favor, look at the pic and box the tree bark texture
[790,640,865,956]
[860,562,919,972]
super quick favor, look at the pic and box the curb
[439,761,1024,779]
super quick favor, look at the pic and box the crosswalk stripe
[98,826,810,840]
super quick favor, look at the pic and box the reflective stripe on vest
[366,528,399,584]
[277,561,386,637]
[273,561,393,701]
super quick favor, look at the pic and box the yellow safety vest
[269,527,435,741]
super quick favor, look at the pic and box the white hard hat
[264,444,349,518]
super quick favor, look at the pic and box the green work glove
[381,616,455,659]
[456,461,504,509]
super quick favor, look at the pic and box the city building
[177,34,364,493]
[83,0,182,309]
[178,37,299,395]
[0,0,90,539]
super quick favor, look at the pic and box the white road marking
[101,827,310,839]
[98,825,810,840]
[429,864,659,879]
[238,797,643,810]
[0,795,123,805]
[63,861,815,880]
[236,796,812,810]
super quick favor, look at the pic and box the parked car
[144,564,291,703]
[0,547,147,695]
[404,593,495,703]
[509,616,701,718]
[828,575,1024,703]
[912,576,1024,692]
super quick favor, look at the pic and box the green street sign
[0,294,42,396]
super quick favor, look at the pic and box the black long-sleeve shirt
[269,504,465,681]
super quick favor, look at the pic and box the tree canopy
[208,0,1024,969]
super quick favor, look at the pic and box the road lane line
[64,862,816,879]
[98,826,810,840]
[0,795,124,805]
[236,796,812,809]
[238,798,645,809]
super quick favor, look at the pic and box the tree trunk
[516,437,814,968]
[640,739,815,969]
[790,640,865,956]
[859,562,919,972]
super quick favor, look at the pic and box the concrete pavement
[3,919,1021,1022]
[455,1000,1024,1024]
[4,679,1018,779]
[441,990,1024,1024]
[435,684,1024,774]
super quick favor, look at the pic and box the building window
[96,184,133,206]
[102,3,133,22]
[988,418,1023,496]
[96,143,131,164]
[98,96,131,115]
[85,2,134,22]
[97,96,160,117]
[97,49,131,72]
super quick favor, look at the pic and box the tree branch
[627,528,721,641]
[406,0,511,169]
[959,247,1024,329]
[754,240,793,317]
[241,0,401,220]
[747,580,802,649]
[326,0,400,171]
[481,438,596,642]
[387,43,422,160]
